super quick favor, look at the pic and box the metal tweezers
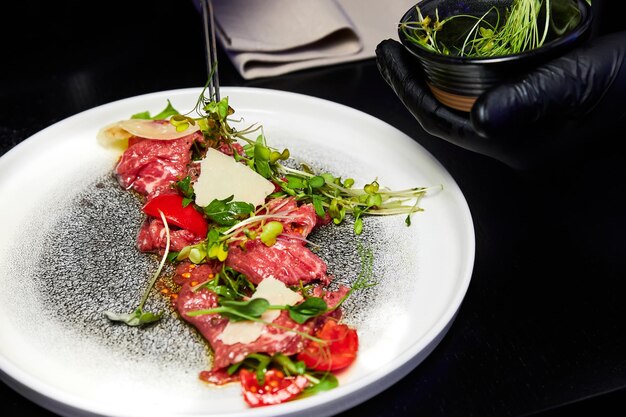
[201,0,220,101]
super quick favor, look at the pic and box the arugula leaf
[302,373,339,396]
[219,298,270,322]
[287,297,328,324]
[203,196,254,226]
[175,176,195,207]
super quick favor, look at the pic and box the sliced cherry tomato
[239,368,308,407]
[142,193,208,237]
[297,319,358,372]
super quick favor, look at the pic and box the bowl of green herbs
[398,0,592,112]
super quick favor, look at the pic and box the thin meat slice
[225,197,332,286]
[226,239,330,286]
[172,261,219,286]
[136,217,203,253]
[114,132,202,197]
[262,197,318,237]
[174,265,351,376]
[176,283,315,370]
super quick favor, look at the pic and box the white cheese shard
[193,148,275,208]
[253,276,303,307]
[218,277,303,345]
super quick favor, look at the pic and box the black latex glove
[375,31,626,171]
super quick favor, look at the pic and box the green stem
[138,210,170,309]
[187,306,326,343]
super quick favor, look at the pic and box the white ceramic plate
[0,87,474,417]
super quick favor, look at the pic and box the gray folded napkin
[211,0,417,79]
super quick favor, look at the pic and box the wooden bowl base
[427,83,477,113]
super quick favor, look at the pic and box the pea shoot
[233,133,435,235]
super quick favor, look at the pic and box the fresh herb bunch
[164,83,436,267]
[170,82,428,250]
[187,243,377,327]
[192,85,432,234]
[400,0,583,57]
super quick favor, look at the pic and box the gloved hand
[375,31,626,171]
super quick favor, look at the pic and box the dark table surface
[2,1,626,416]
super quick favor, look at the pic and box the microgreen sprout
[175,209,304,264]
[186,301,327,343]
[400,0,582,57]
[187,242,377,325]
[275,164,435,234]
[202,196,255,226]
[104,210,171,326]
[161,85,436,239]
[185,295,329,326]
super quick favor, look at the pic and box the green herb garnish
[187,243,376,324]
[227,352,338,395]
[400,0,583,57]
[203,196,255,226]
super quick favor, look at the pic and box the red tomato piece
[239,368,309,407]
[297,319,359,372]
[142,194,208,237]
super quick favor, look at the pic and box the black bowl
[398,0,592,112]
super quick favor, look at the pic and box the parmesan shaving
[218,277,303,345]
[193,148,275,208]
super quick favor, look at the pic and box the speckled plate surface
[0,87,474,417]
